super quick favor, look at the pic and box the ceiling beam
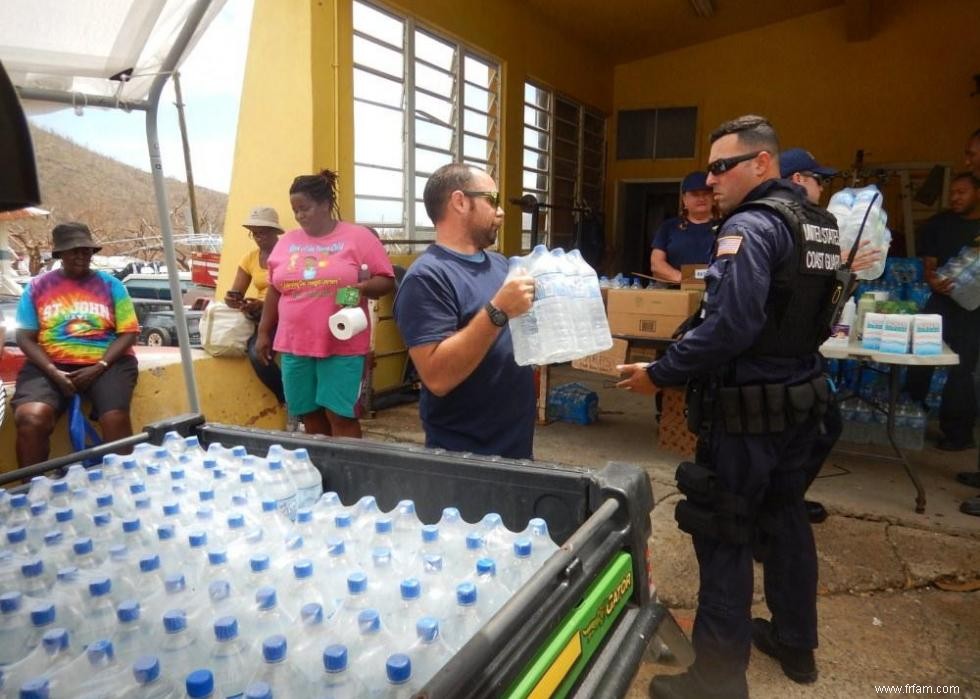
[845,0,874,41]
[688,0,715,19]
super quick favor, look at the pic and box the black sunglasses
[462,190,502,208]
[706,151,764,176]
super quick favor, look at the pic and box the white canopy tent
[0,0,230,413]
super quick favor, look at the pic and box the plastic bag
[201,301,255,357]
[68,395,102,464]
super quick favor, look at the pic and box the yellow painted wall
[608,0,980,263]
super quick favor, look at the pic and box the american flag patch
[716,235,743,256]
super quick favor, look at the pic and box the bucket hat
[242,206,284,232]
[51,222,101,256]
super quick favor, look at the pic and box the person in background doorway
[965,128,980,179]
[13,223,140,465]
[224,205,295,428]
[649,171,717,283]
[255,170,395,438]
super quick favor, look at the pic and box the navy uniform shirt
[651,217,717,268]
[648,179,822,388]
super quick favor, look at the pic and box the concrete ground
[362,365,980,699]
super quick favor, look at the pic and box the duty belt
[687,375,829,435]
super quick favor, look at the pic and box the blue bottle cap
[139,554,161,572]
[134,497,151,510]
[327,538,346,557]
[357,608,380,634]
[456,581,478,606]
[209,580,232,602]
[162,609,186,633]
[51,480,68,494]
[398,499,416,515]
[73,537,94,555]
[422,554,443,572]
[18,677,49,699]
[260,499,276,513]
[93,511,112,527]
[122,517,141,533]
[6,526,26,543]
[214,615,239,641]
[196,507,214,521]
[164,574,186,594]
[250,554,270,572]
[208,549,228,566]
[262,634,287,663]
[372,547,392,567]
[514,537,533,558]
[386,653,412,684]
[240,470,255,483]
[156,524,175,541]
[400,577,421,600]
[231,495,248,508]
[0,590,22,613]
[301,602,323,625]
[44,530,64,546]
[87,469,103,483]
[227,513,245,529]
[202,458,218,470]
[295,447,310,460]
[30,502,47,517]
[96,493,113,508]
[416,616,439,642]
[268,459,283,471]
[188,531,208,548]
[41,628,69,652]
[255,586,277,610]
[122,458,138,471]
[109,544,128,561]
[323,644,348,672]
[86,639,114,663]
[163,501,181,517]
[466,532,484,550]
[117,600,140,623]
[232,445,247,457]
[293,559,314,579]
[421,524,439,542]
[21,559,43,578]
[30,603,55,626]
[129,483,145,496]
[296,508,313,523]
[88,576,112,597]
[185,436,200,449]
[334,513,352,529]
[347,571,367,594]
[54,507,73,522]
[185,669,214,698]
[482,512,503,528]
[56,566,78,582]
[153,448,168,459]
[132,655,160,685]
[244,681,272,699]
[375,517,393,534]
[476,557,497,577]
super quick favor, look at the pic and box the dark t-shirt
[651,217,717,267]
[393,245,536,459]
[918,211,980,265]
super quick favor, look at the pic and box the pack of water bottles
[827,185,892,281]
[0,432,560,698]
[507,245,613,366]
[547,383,598,425]
[934,245,980,311]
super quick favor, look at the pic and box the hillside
[5,125,228,264]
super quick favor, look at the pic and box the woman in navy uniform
[649,171,717,283]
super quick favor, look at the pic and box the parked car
[121,273,213,309]
[133,299,202,347]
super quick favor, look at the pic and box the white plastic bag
[201,302,254,357]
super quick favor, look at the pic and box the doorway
[616,180,681,277]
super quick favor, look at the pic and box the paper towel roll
[329,306,368,340]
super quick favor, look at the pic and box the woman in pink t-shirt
[255,170,395,437]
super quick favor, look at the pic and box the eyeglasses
[462,190,502,208]
[799,171,826,186]
[706,151,764,176]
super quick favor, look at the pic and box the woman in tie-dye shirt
[12,222,140,466]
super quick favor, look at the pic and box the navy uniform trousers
[690,414,821,687]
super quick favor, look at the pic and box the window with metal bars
[352,1,500,253]
[521,82,605,252]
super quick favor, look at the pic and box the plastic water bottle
[112,600,152,667]
[286,559,327,619]
[407,617,454,687]
[445,582,483,650]
[317,644,363,698]
[243,682,273,699]
[416,525,444,568]
[501,539,536,591]
[63,639,124,698]
[248,587,293,645]
[418,556,452,621]
[121,515,156,555]
[5,526,32,557]
[507,255,543,367]
[568,248,612,355]
[471,558,510,618]
[263,460,297,521]
[0,628,73,696]
[377,653,416,698]
[350,610,399,694]
[555,248,590,357]
[185,668,216,698]
[256,501,292,547]
[387,577,424,646]
[158,609,201,680]
[121,655,183,699]
[479,513,514,559]
[330,573,372,635]
[49,481,72,510]
[70,537,101,570]
[15,677,52,699]
[19,559,52,598]
[247,635,307,697]
[292,603,331,682]
[520,517,559,569]
[207,616,251,699]
[0,591,31,665]
[77,576,118,649]
[287,449,322,512]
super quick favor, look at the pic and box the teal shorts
[280,353,365,418]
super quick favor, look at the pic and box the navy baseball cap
[681,171,711,193]
[780,148,838,178]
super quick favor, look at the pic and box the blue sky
[29,1,254,194]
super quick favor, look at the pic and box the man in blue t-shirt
[393,163,536,459]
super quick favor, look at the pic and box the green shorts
[280,353,365,418]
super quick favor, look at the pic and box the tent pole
[142,0,215,415]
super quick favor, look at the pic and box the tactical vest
[719,193,841,357]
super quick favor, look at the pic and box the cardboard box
[571,339,662,377]
[680,264,708,291]
[606,289,701,339]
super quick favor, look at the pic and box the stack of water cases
[507,245,613,366]
[0,432,560,698]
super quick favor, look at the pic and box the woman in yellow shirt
[224,206,287,412]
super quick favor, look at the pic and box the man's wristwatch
[97,360,109,369]
[485,302,508,327]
